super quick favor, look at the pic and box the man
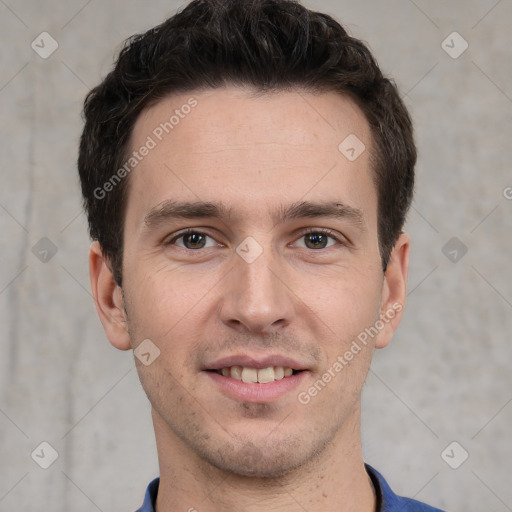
[78,0,444,510]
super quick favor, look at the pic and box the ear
[89,241,132,351]
[375,233,410,349]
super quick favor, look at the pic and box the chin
[213,450,305,479]
[202,434,329,479]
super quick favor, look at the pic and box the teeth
[241,367,258,383]
[219,366,296,383]
[274,366,285,380]
[231,366,243,380]
[256,367,275,383]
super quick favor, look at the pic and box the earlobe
[375,233,410,349]
[89,241,132,351]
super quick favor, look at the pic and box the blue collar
[135,464,444,511]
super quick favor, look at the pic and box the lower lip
[205,371,309,403]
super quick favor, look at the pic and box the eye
[294,230,340,250]
[169,230,218,250]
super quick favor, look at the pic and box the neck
[153,407,376,512]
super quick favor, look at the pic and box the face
[91,87,408,478]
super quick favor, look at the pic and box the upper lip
[204,354,311,371]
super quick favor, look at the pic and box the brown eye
[295,231,339,250]
[182,232,207,249]
[304,232,330,249]
[170,231,217,250]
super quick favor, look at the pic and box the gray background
[1,0,511,510]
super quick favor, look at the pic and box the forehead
[125,87,376,229]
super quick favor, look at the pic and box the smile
[215,365,299,383]
[206,368,308,403]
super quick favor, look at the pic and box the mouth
[208,365,303,384]
[203,356,310,403]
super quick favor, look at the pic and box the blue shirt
[135,465,445,511]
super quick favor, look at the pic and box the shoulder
[134,477,159,512]
[366,465,446,512]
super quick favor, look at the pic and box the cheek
[124,266,221,390]
[126,262,215,338]
[296,265,383,337]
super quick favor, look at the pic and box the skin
[90,87,409,512]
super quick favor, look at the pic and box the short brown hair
[78,0,416,285]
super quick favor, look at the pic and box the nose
[219,247,295,335]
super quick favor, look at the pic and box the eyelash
[165,228,346,249]
[299,228,344,245]
[165,229,218,247]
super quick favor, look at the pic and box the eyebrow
[275,201,366,230]
[144,201,231,228]
[143,200,365,230]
